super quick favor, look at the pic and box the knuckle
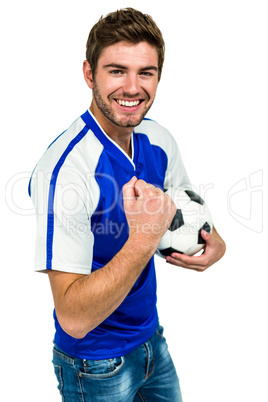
[145,188,155,197]
[135,179,146,189]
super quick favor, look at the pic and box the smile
[115,99,142,107]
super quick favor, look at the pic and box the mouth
[114,99,144,108]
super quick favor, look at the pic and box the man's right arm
[48,177,176,339]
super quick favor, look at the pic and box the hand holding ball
[157,188,213,257]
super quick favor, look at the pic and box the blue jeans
[52,324,183,401]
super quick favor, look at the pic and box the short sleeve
[31,166,95,274]
[163,133,191,190]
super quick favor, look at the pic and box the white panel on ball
[157,188,213,257]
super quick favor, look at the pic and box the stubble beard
[92,84,154,128]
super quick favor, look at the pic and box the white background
[1,0,267,401]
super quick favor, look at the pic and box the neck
[90,102,133,158]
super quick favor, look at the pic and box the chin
[119,118,142,127]
[116,112,148,128]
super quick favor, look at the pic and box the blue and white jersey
[29,109,190,359]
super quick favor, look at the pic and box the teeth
[117,100,141,107]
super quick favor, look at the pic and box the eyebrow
[103,63,158,72]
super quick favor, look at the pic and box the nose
[123,73,140,95]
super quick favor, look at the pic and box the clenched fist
[123,177,176,250]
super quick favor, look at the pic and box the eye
[110,70,124,75]
[139,71,155,77]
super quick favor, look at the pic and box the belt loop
[144,341,154,379]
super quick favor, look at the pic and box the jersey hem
[34,265,91,275]
[54,318,159,360]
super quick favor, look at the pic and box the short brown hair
[86,8,165,81]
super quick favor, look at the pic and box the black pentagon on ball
[185,190,204,206]
[198,222,212,244]
[169,209,184,231]
[159,247,184,257]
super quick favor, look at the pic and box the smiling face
[83,41,159,135]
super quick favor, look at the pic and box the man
[29,8,225,401]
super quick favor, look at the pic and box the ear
[83,60,94,89]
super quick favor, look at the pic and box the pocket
[77,356,125,379]
[53,345,74,365]
[53,364,64,396]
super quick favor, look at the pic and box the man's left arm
[160,129,226,270]
[165,227,226,272]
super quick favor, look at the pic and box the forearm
[54,236,156,339]
[49,178,176,339]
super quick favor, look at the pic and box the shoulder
[29,115,104,216]
[134,118,178,155]
[30,116,103,184]
[135,118,172,138]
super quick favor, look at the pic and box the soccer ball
[157,188,213,257]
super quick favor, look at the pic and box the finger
[201,229,214,244]
[134,180,157,198]
[123,176,138,199]
[133,179,147,198]
[166,257,203,271]
[166,257,207,272]
[166,253,210,271]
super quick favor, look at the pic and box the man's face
[89,41,159,130]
